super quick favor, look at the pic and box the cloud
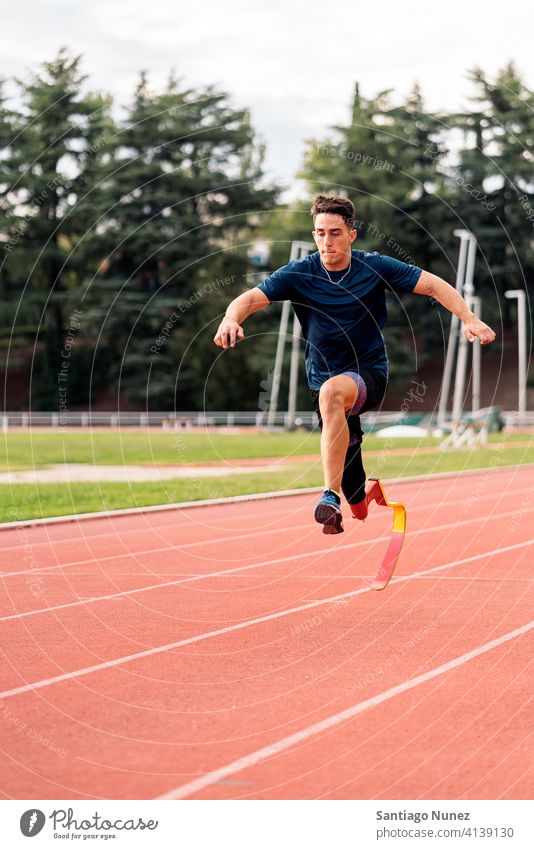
[1,0,532,188]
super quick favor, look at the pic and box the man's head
[311,194,357,271]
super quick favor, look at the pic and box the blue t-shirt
[257,249,422,390]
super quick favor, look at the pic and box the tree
[0,54,278,411]
[1,49,117,408]
[443,64,534,322]
[277,83,453,386]
[86,72,278,409]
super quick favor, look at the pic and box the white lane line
[1,502,533,622]
[0,522,312,577]
[0,536,392,622]
[0,538,532,701]
[0,486,323,531]
[3,487,533,580]
[2,473,532,563]
[155,617,534,800]
[0,503,311,555]
[2,462,531,533]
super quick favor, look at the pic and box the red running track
[0,466,533,800]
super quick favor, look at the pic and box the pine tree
[89,72,277,408]
[1,49,117,408]
[284,83,453,385]
[444,63,534,316]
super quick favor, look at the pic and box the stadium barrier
[1,407,529,430]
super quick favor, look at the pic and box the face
[312,212,357,270]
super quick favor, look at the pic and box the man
[214,194,496,534]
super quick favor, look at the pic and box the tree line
[1,51,532,412]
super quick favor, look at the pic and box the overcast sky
[2,0,533,196]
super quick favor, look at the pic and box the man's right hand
[213,318,245,349]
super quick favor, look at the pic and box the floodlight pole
[437,231,469,427]
[287,313,302,427]
[451,231,478,422]
[267,300,290,425]
[505,289,528,419]
[267,241,315,427]
[438,230,477,426]
[471,296,481,414]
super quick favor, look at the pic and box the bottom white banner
[2,799,532,848]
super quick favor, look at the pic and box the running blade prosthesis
[353,478,406,591]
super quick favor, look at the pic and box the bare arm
[213,287,270,349]
[413,270,496,345]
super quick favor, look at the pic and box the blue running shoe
[314,490,344,534]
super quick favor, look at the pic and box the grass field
[1,429,323,470]
[2,428,533,470]
[1,429,533,523]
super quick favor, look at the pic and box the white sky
[2,0,533,195]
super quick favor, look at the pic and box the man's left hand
[463,317,496,345]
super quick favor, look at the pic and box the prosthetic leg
[350,478,407,591]
[320,421,406,590]
[339,440,406,590]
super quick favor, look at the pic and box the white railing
[0,410,410,430]
[0,409,529,430]
[0,411,317,429]
[502,411,534,429]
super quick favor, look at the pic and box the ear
[350,229,357,244]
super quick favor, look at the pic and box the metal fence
[1,411,317,429]
[1,409,530,430]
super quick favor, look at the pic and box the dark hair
[311,194,355,229]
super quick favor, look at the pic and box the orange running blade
[365,479,406,591]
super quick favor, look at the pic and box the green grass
[0,429,322,470]
[2,431,533,523]
[1,428,531,471]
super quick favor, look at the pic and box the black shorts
[310,368,388,444]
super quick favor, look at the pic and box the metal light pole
[287,313,302,427]
[470,296,482,414]
[437,230,476,426]
[267,241,315,427]
[451,231,477,422]
[505,290,528,419]
[438,230,477,427]
[267,300,291,426]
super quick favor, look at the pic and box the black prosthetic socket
[341,439,366,504]
[311,389,367,506]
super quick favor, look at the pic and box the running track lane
[0,466,533,799]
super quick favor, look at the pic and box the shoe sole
[314,502,344,533]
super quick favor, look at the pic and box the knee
[319,378,348,417]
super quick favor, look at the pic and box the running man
[214,195,496,534]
